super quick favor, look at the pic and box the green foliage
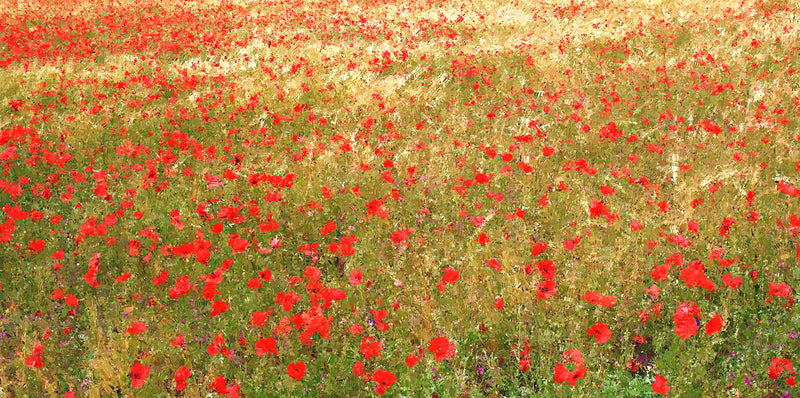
[1,0,799,396]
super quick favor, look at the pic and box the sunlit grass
[0,0,798,396]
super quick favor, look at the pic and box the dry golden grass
[1,0,799,395]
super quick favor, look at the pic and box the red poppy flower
[536,259,555,280]
[645,284,661,297]
[65,294,79,307]
[562,349,584,365]
[254,337,278,356]
[251,311,271,328]
[589,199,609,219]
[390,227,414,244]
[405,354,420,368]
[704,314,724,335]
[349,324,364,335]
[25,342,44,368]
[348,360,364,377]
[767,282,793,299]
[287,361,306,381]
[598,121,623,142]
[365,199,388,219]
[768,358,794,379]
[537,279,557,299]
[554,363,587,386]
[174,366,192,391]
[337,234,359,256]
[247,278,262,290]
[151,269,168,285]
[83,253,101,288]
[360,336,383,360]
[170,209,184,230]
[210,300,229,317]
[276,291,300,312]
[207,332,231,358]
[441,267,460,285]
[587,322,612,344]
[494,297,504,310]
[530,241,548,256]
[584,291,617,308]
[210,374,228,394]
[626,358,641,373]
[28,239,45,253]
[314,219,335,236]
[474,172,490,184]
[679,260,715,291]
[652,374,671,395]
[125,321,147,336]
[171,334,185,347]
[777,180,800,197]
[538,193,549,206]
[673,302,701,339]
[372,369,397,395]
[721,274,742,289]
[718,217,736,238]
[228,234,250,253]
[129,361,150,388]
[600,185,616,196]
[370,309,389,332]
[349,269,364,286]
[486,258,502,272]
[428,336,455,361]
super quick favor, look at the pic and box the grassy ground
[0,0,799,396]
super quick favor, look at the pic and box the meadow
[0,0,799,396]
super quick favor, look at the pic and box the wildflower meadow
[0,0,799,396]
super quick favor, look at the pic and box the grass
[0,0,799,396]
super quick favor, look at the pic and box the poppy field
[1,0,799,396]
